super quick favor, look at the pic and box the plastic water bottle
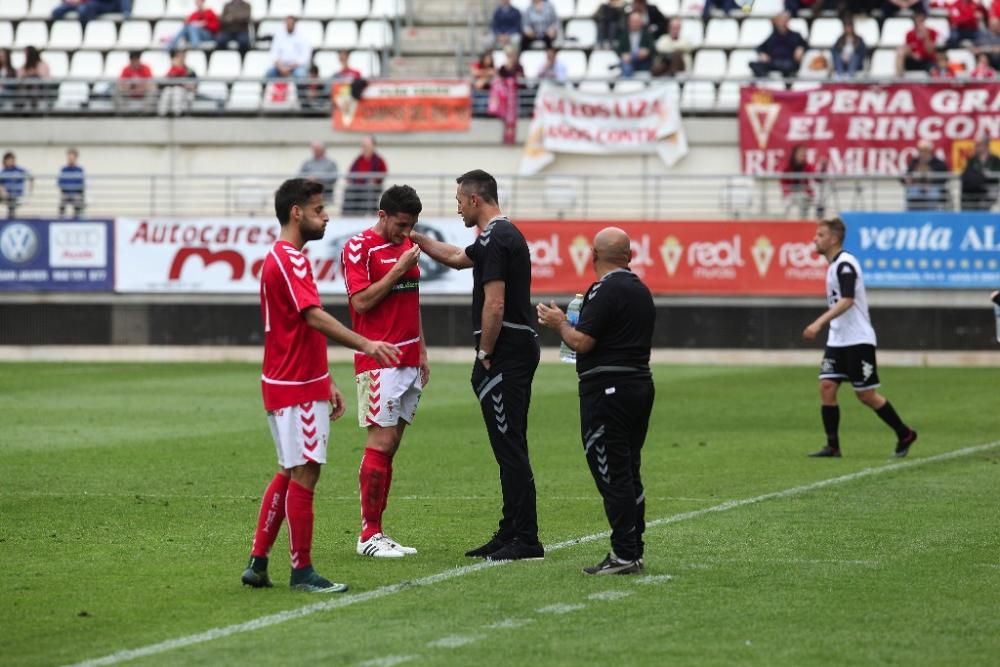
[992,292,1000,343]
[559,293,584,364]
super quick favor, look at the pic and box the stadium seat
[492,49,507,69]
[692,48,727,79]
[204,0,225,12]
[269,0,303,19]
[256,19,284,39]
[83,21,118,50]
[654,0,680,15]
[751,0,783,16]
[0,22,13,47]
[716,82,740,110]
[336,0,370,19]
[679,18,704,49]
[28,0,60,19]
[726,49,756,79]
[613,79,647,93]
[869,48,897,77]
[559,49,587,79]
[184,49,207,76]
[738,18,772,49]
[41,50,69,77]
[521,49,548,78]
[550,0,576,18]
[511,0,530,10]
[54,81,90,110]
[117,21,154,50]
[207,50,242,78]
[679,0,704,18]
[69,50,104,78]
[855,16,879,47]
[303,0,337,19]
[799,49,830,79]
[297,19,325,48]
[577,80,610,93]
[879,18,910,48]
[195,80,229,107]
[585,49,621,80]
[227,81,262,110]
[14,20,48,49]
[143,50,170,75]
[564,18,597,49]
[324,20,359,49]
[681,81,715,111]
[152,20,184,48]
[704,18,739,49]
[358,19,392,49]
[312,49,340,77]
[164,0,194,19]
[575,0,602,17]
[0,0,29,19]
[788,17,809,41]
[370,0,403,18]
[808,18,842,49]
[790,81,821,91]
[248,0,269,21]
[50,20,84,50]
[103,50,128,77]
[131,0,166,19]
[242,50,272,78]
[348,49,381,77]
[927,17,950,46]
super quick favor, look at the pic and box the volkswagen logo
[0,223,39,264]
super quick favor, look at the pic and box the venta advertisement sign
[0,219,113,291]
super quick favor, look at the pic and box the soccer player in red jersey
[241,178,400,592]
[341,185,428,558]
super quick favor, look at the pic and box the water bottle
[559,293,584,364]
[992,291,1000,343]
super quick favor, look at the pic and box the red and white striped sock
[251,472,289,559]
[285,480,314,570]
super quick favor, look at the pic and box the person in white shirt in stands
[536,47,568,82]
[267,15,312,79]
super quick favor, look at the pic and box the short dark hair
[456,169,498,205]
[379,184,423,217]
[274,178,324,225]
[819,216,846,242]
[128,50,142,60]
[2,151,13,161]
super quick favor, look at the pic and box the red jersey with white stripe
[260,240,332,411]
[342,228,421,373]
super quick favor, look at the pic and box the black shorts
[818,344,881,391]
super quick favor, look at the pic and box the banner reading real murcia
[520,81,689,175]
[740,83,1000,175]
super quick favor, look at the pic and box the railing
[1,172,992,220]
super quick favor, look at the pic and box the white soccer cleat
[356,533,405,558]
[382,534,417,555]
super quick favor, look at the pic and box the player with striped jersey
[802,217,917,459]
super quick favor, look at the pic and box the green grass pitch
[1,361,998,666]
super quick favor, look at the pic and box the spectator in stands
[217,0,253,55]
[832,16,867,78]
[343,135,387,216]
[594,0,626,49]
[17,46,52,111]
[522,0,560,49]
[702,0,738,20]
[903,140,950,211]
[491,0,523,48]
[537,47,569,82]
[961,135,1000,210]
[781,145,826,219]
[750,12,808,78]
[299,64,330,111]
[333,50,362,81]
[117,50,154,109]
[971,51,996,77]
[0,152,32,219]
[168,0,220,51]
[617,11,655,77]
[881,0,926,20]
[974,16,1000,70]
[51,0,125,26]
[57,148,85,219]
[896,10,938,76]
[929,51,960,77]
[627,0,667,39]
[492,45,523,144]
[946,0,986,48]
[299,142,338,204]
[0,48,15,92]
[471,51,496,115]
[653,17,691,77]
[158,49,197,116]
[267,16,312,79]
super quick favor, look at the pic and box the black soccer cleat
[894,429,918,458]
[241,556,273,588]
[485,538,545,562]
[464,531,508,558]
[289,565,348,593]
[808,445,842,458]
[583,552,643,576]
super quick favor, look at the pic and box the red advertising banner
[332,80,471,133]
[739,83,1000,175]
[518,220,826,296]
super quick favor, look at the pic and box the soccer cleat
[894,429,918,458]
[289,565,348,593]
[808,445,842,458]
[241,556,273,588]
[464,531,508,558]
[583,552,642,576]
[485,538,544,562]
[382,534,417,555]
[357,533,406,558]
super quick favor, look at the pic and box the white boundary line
[66,440,1000,667]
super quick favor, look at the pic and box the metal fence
[1,171,992,220]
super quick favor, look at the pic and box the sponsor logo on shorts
[862,360,874,381]
[821,357,836,374]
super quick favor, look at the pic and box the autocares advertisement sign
[841,212,1000,288]
[517,220,825,295]
[0,219,113,291]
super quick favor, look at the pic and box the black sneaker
[289,565,348,593]
[583,552,642,575]
[894,429,918,458]
[809,445,842,458]
[485,538,544,562]
[241,556,273,588]
[464,532,508,558]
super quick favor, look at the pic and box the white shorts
[355,367,422,428]
[266,401,330,468]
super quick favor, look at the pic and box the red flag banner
[739,83,1000,175]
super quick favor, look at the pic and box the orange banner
[332,80,472,133]
[518,220,827,296]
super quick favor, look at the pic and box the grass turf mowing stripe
[65,439,1000,667]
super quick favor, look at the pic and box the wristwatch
[477,349,493,361]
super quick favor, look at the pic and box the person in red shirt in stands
[896,10,938,75]
[971,51,996,77]
[118,50,153,106]
[342,135,388,216]
[333,50,362,81]
[946,0,986,48]
[168,0,220,51]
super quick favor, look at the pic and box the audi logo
[51,228,104,247]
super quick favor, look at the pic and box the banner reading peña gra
[332,80,472,133]
[520,81,688,174]
[740,83,1000,175]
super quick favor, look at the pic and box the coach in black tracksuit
[411,169,543,562]
[538,227,655,575]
